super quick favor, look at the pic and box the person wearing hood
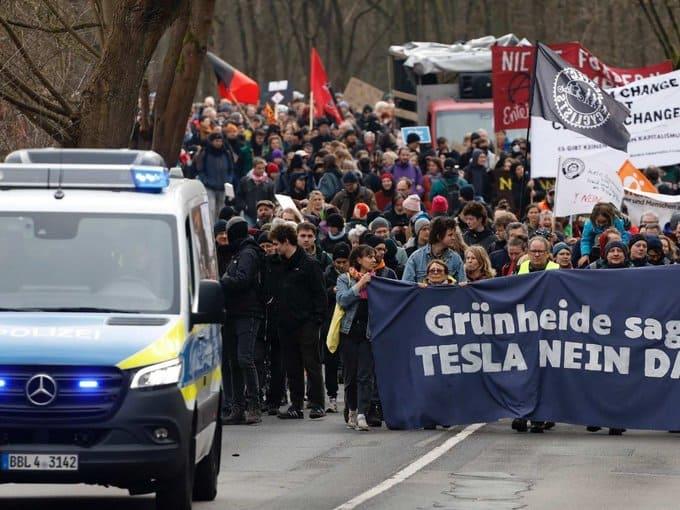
[220,217,265,425]
[646,235,669,265]
[429,158,468,214]
[461,202,497,253]
[236,157,276,226]
[391,147,424,196]
[464,149,491,203]
[628,234,650,267]
[214,219,230,276]
[318,154,344,201]
[331,172,378,220]
[190,132,237,221]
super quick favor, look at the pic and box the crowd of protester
[186,93,680,433]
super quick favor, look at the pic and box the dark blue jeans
[224,316,261,410]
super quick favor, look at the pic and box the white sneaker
[356,414,369,431]
[326,397,338,413]
[347,410,358,429]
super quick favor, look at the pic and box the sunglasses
[428,267,445,274]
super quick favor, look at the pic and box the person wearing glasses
[418,259,457,287]
[516,236,559,274]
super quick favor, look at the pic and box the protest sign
[531,70,680,178]
[492,43,673,131]
[275,193,299,214]
[401,125,432,144]
[343,77,384,112]
[263,80,294,105]
[553,150,626,217]
[623,187,680,227]
[369,268,680,430]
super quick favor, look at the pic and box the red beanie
[266,162,279,175]
[381,172,393,181]
[431,195,449,214]
[353,202,370,220]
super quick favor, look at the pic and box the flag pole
[520,41,540,218]
[309,90,314,130]
[227,91,252,130]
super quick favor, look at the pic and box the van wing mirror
[191,280,225,326]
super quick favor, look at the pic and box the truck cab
[0,149,224,510]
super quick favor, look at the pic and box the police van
[0,149,224,510]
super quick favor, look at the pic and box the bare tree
[0,1,185,148]
[152,0,217,164]
[638,0,680,68]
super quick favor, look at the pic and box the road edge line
[333,422,486,510]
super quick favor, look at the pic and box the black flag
[530,42,630,152]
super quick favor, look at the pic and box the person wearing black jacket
[462,201,498,253]
[220,217,264,425]
[322,242,351,413]
[269,223,328,420]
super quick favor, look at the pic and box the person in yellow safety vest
[516,236,559,274]
[513,235,558,434]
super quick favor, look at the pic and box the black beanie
[326,213,345,230]
[628,234,647,249]
[364,234,385,248]
[226,217,248,243]
[604,240,628,259]
[332,242,350,260]
[213,219,228,236]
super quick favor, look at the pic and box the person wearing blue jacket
[336,245,377,432]
[402,217,466,284]
[578,203,630,267]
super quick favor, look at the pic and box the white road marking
[334,422,485,510]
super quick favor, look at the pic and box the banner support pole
[520,42,540,218]
[309,90,314,131]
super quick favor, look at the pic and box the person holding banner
[417,259,456,287]
[464,246,496,282]
[336,245,377,431]
[578,203,629,268]
[628,234,650,267]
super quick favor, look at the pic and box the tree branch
[0,16,74,116]
[0,88,69,128]
[663,0,680,47]
[0,67,70,117]
[42,0,101,59]
[90,0,106,47]
[5,19,100,34]
[638,0,674,59]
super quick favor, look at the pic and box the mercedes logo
[25,374,58,406]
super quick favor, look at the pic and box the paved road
[2,413,680,509]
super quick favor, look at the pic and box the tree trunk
[76,0,184,148]
[152,0,216,165]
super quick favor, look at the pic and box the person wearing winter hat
[551,242,572,269]
[353,203,371,222]
[220,217,265,425]
[255,199,275,227]
[331,171,378,220]
[404,217,431,257]
[646,235,668,265]
[257,231,275,255]
[599,240,630,269]
[431,195,449,217]
[459,184,475,204]
[628,234,649,267]
[368,216,391,238]
[321,213,349,253]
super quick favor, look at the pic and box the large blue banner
[368,266,680,430]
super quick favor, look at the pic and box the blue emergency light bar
[78,380,99,389]
[0,379,6,388]
[0,163,170,193]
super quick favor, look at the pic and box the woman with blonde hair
[449,226,468,259]
[418,259,457,287]
[464,245,495,282]
[301,190,327,221]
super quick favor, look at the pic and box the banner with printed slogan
[369,268,680,430]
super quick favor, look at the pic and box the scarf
[249,169,268,184]
[348,267,371,299]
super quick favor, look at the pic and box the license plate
[1,453,78,471]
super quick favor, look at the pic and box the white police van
[0,149,224,510]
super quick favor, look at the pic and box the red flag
[207,52,260,105]
[310,48,343,125]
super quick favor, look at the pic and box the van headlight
[131,359,183,389]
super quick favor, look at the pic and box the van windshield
[0,213,179,314]
[436,109,494,146]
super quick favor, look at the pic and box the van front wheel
[193,419,222,501]
[156,437,195,510]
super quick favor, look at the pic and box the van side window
[189,204,218,280]
[185,217,196,308]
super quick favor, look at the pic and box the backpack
[446,178,461,215]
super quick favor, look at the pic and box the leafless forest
[0,0,677,157]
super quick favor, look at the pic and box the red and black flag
[530,42,630,152]
[310,48,343,125]
[207,52,260,105]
